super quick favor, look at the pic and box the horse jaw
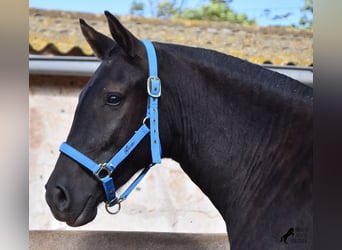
[66,197,98,227]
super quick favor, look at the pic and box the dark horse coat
[45,11,313,249]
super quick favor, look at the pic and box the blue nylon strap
[141,39,162,164]
[101,175,117,205]
[106,124,150,171]
[149,96,161,163]
[119,165,152,201]
[59,142,99,174]
[141,39,158,76]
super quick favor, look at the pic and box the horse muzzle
[45,184,98,226]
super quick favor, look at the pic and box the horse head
[45,11,156,226]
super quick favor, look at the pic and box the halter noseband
[59,39,162,214]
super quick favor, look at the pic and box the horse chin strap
[59,39,162,215]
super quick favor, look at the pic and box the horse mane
[157,41,312,116]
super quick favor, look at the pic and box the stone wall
[29,75,227,233]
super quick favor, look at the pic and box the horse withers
[45,11,313,249]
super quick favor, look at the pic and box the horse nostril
[53,186,69,211]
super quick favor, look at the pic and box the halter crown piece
[59,39,162,214]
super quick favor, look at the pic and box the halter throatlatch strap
[59,39,162,212]
[141,39,162,164]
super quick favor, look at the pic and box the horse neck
[157,44,312,244]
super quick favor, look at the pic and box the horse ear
[79,18,115,60]
[104,11,144,58]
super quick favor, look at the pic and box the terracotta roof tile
[29,8,313,66]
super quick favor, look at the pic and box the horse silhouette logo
[280,227,294,244]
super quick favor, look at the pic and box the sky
[29,0,312,27]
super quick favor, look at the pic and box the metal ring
[94,163,113,181]
[142,116,149,125]
[105,201,121,215]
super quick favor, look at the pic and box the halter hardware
[59,39,162,214]
[147,76,161,98]
[105,198,122,215]
[94,163,113,181]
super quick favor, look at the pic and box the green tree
[157,0,177,18]
[156,0,186,18]
[299,0,313,28]
[181,1,255,25]
[130,0,145,16]
[129,0,255,26]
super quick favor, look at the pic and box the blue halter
[59,39,162,214]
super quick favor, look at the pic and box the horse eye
[106,94,122,106]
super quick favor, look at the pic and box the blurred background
[29,0,313,28]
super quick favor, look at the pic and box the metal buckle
[94,163,113,181]
[147,76,161,98]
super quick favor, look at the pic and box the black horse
[45,11,313,249]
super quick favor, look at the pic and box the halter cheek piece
[59,40,162,214]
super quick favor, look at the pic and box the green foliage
[299,0,313,28]
[180,1,255,25]
[157,0,177,18]
[302,0,313,12]
[130,0,145,16]
[130,0,256,26]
